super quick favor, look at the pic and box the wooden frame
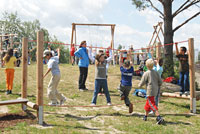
[0,34,18,49]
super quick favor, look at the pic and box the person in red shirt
[106,47,110,57]
[70,44,75,65]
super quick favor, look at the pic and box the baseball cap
[43,50,52,57]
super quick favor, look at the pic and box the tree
[131,0,200,76]
[117,44,122,50]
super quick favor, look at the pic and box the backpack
[133,89,147,98]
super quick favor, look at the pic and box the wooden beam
[0,34,18,37]
[72,23,116,26]
[27,101,38,110]
[156,42,161,60]
[22,38,28,99]
[188,38,196,113]
[37,31,44,125]
[161,92,190,99]
[0,99,28,106]
[0,36,2,51]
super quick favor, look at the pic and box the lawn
[0,63,200,134]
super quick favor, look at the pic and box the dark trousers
[118,84,131,106]
[79,67,88,89]
[179,71,189,92]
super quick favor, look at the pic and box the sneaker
[107,103,112,106]
[6,90,9,95]
[120,96,125,100]
[60,97,67,105]
[143,116,147,121]
[9,90,12,94]
[48,102,59,106]
[91,103,96,106]
[184,91,190,96]
[129,103,133,113]
[149,111,154,115]
[84,88,88,90]
[156,116,164,125]
[79,89,85,91]
[180,92,184,96]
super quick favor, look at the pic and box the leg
[5,69,10,90]
[9,69,15,90]
[53,75,66,101]
[179,72,185,93]
[118,84,125,99]
[102,80,111,103]
[91,79,101,104]
[155,87,160,107]
[82,67,88,89]
[79,67,84,89]
[47,76,59,103]
[184,71,190,92]
[123,86,131,106]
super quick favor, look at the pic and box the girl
[89,48,112,105]
[3,48,17,94]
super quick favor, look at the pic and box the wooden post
[188,38,196,113]
[37,31,44,125]
[0,36,3,68]
[111,25,115,65]
[21,37,28,111]
[156,42,161,60]
[71,23,75,47]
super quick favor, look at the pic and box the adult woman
[74,41,89,91]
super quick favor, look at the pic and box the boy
[43,48,66,106]
[175,43,189,96]
[138,59,164,124]
[118,51,134,113]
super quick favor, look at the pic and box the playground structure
[0,31,44,125]
[0,29,198,127]
[0,34,18,50]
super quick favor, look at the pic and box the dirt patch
[0,106,9,114]
[0,111,37,132]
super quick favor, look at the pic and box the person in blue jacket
[74,40,90,91]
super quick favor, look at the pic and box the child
[118,51,134,113]
[89,48,112,106]
[138,59,164,124]
[70,44,75,65]
[3,48,17,94]
[175,43,189,96]
[43,48,66,106]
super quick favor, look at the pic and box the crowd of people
[0,39,190,125]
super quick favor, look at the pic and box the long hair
[79,40,86,48]
[5,48,14,62]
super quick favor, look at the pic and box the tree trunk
[163,1,174,78]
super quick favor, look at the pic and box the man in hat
[43,48,66,106]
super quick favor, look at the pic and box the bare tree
[131,0,200,77]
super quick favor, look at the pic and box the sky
[0,0,200,50]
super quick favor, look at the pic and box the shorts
[144,96,158,112]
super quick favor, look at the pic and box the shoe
[107,103,112,106]
[6,90,9,95]
[180,92,184,96]
[79,89,85,91]
[184,91,190,96]
[149,111,154,115]
[129,103,133,113]
[9,90,12,94]
[84,88,88,90]
[143,116,147,121]
[121,96,125,100]
[60,97,67,105]
[156,116,164,125]
[48,102,59,106]
[91,103,96,106]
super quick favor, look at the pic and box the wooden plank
[27,101,38,110]
[22,38,28,98]
[188,38,196,113]
[0,99,28,106]
[72,23,116,26]
[161,92,190,99]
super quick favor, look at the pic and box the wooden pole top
[72,23,116,26]
[0,34,18,37]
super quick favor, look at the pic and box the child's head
[146,59,154,70]
[98,50,104,54]
[123,60,130,68]
[43,50,52,60]
[7,48,14,56]
[180,47,187,55]
[95,53,105,63]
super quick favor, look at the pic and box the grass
[0,63,200,134]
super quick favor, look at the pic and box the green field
[0,63,200,134]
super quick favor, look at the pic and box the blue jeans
[91,79,111,104]
[179,71,189,93]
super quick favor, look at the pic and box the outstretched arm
[88,47,95,63]
[175,43,179,55]
[106,49,113,63]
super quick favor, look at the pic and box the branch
[173,0,200,18]
[147,0,164,17]
[173,11,200,32]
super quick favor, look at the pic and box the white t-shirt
[47,56,60,75]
